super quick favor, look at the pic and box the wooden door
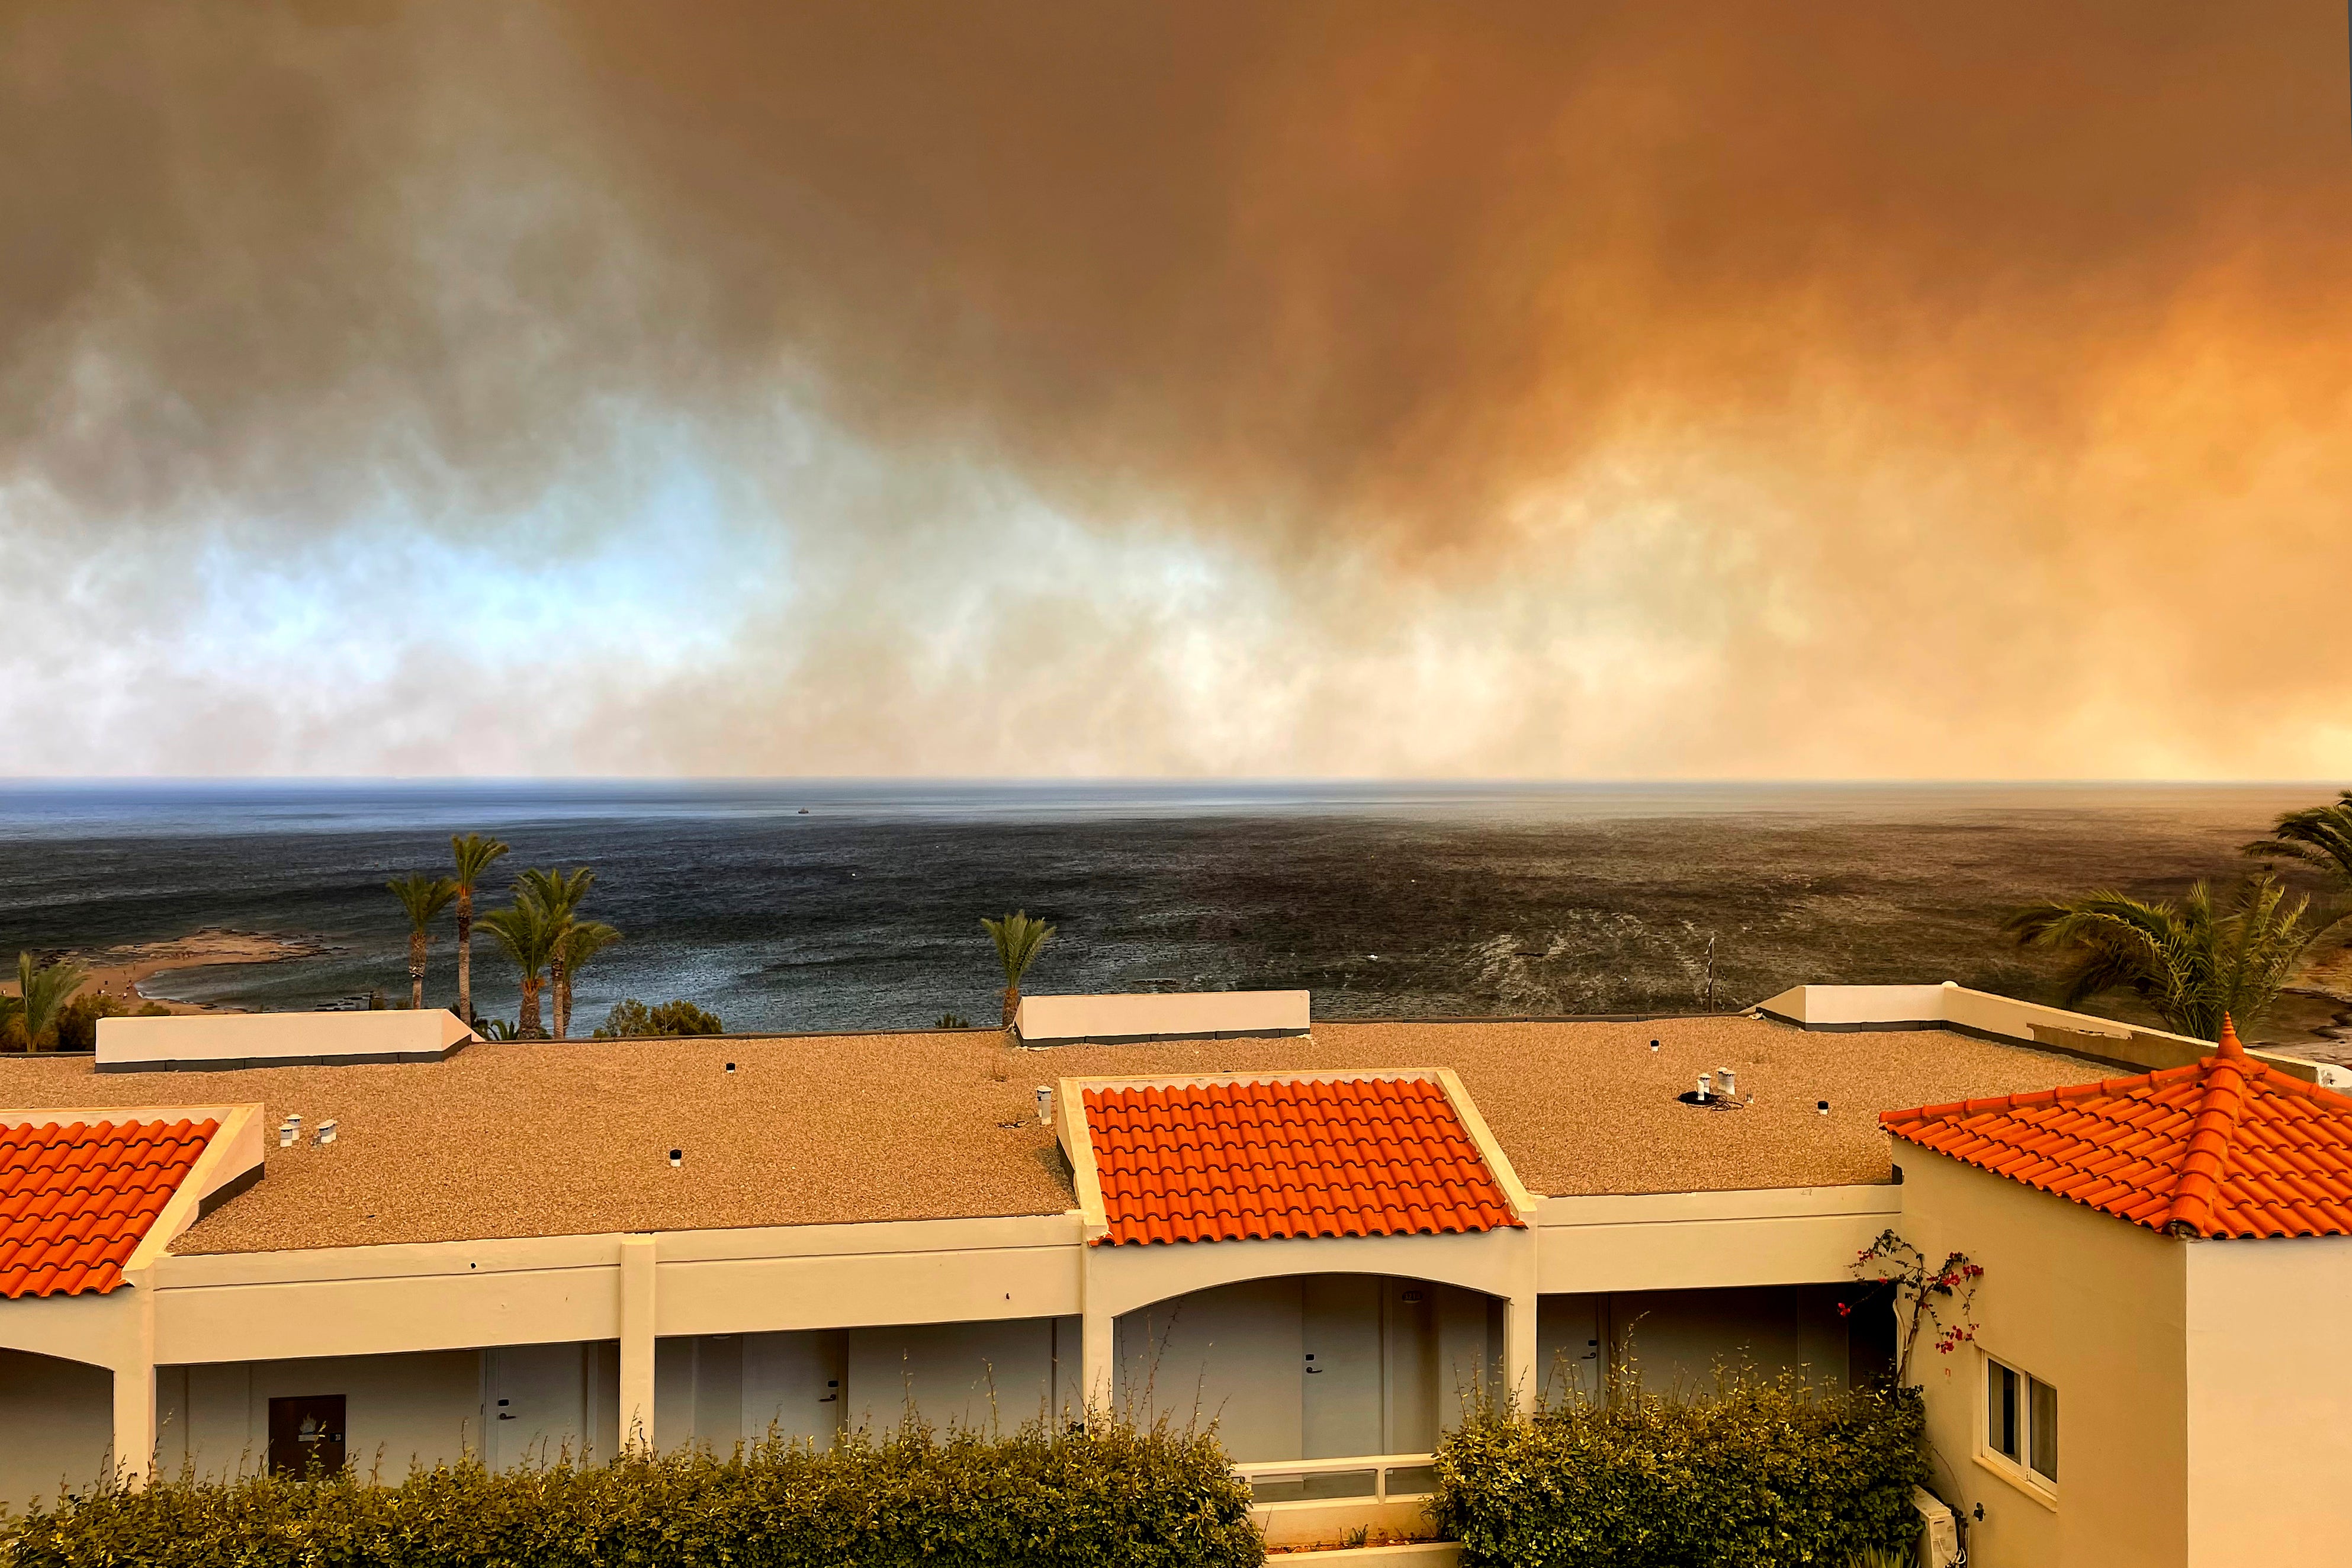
[266,1395,346,1478]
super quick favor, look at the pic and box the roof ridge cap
[2161,1017,2255,1237]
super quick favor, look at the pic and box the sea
[0,781,2344,1049]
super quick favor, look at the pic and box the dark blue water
[0,780,2338,1038]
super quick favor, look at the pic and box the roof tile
[1882,1020,2352,1240]
[1081,1075,1520,1246]
[0,1117,217,1298]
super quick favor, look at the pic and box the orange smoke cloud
[2,2,2349,776]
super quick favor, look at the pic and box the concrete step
[1267,1544,1460,1566]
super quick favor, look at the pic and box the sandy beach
[0,927,329,1014]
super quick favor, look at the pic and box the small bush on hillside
[1432,1379,1927,1568]
[2,1417,1263,1568]
[593,997,726,1039]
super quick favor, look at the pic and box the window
[1985,1357,2057,1485]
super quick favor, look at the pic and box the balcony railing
[1233,1452,1440,1506]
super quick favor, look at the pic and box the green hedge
[1430,1381,1927,1568]
[3,1419,1265,1568]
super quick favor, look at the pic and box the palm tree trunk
[455,890,474,1022]
[550,953,571,1039]
[520,973,544,1038]
[1001,983,1020,1030]
[408,930,428,1011]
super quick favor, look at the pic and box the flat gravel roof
[0,1016,2098,1255]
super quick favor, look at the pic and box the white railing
[1233,1452,1438,1505]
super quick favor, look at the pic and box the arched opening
[1114,1272,1502,1469]
[0,1347,114,1514]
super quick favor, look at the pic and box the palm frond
[558,921,622,970]
[478,902,561,972]
[981,911,1056,985]
[449,833,512,891]
[516,866,596,924]
[2006,875,2327,1040]
[387,873,460,931]
[2242,792,2352,885]
[15,952,89,1051]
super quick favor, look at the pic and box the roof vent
[1034,1086,1053,1125]
[667,1148,683,1168]
[1678,1072,1742,1111]
[315,1119,338,1146]
[1817,1100,1832,1115]
[277,1114,301,1148]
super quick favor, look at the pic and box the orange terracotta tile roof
[1081,1075,1522,1246]
[1,1117,217,1297]
[1881,1019,2352,1239]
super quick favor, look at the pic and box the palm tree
[478,900,561,1039]
[449,833,512,1024]
[2002,875,2339,1040]
[518,867,596,1037]
[551,921,622,1039]
[387,873,460,1010]
[2245,791,2352,888]
[981,911,1055,1030]
[8,953,89,1053]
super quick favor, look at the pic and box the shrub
[49,992,165,1054]
[2,1417,1264,1568]
[594,998,725,1039]
[1431,1380,1927,1568]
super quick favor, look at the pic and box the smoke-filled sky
[5,2,2350,778]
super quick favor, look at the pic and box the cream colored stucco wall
[1898,1151,2189,1568]
[843,1315,1061,1434]
[2181,1235,2352,1566]
[1119,1276,1306,1460]
[2,1181,1947,1483]
[1533,1187,1903,1294]
[160,1349,486,1482]
[0,1348,113,1511]
[1605,1284,1853,1395]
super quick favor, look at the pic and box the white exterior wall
[1898,1151,2190,1568]
[96,1011,472,1071]
[2183,1235,2352,1567]
[1755,982,2350,1088]
[0,1348,113,1511]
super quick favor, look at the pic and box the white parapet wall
[97,1010,476,1073]
[1016,990,1311,1046]
[1755,981,2352,1089]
